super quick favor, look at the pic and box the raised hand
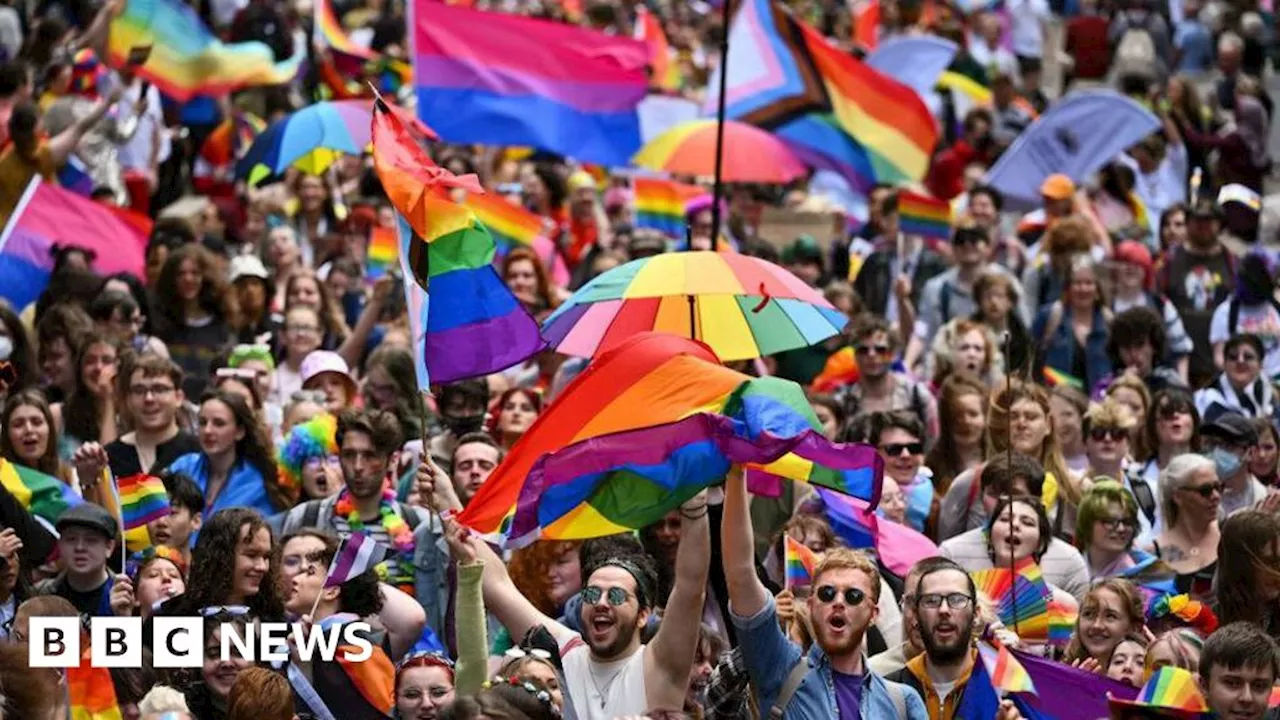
[110,575,135,617]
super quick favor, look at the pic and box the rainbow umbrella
[542,251,847,361]
[632,119,806,183]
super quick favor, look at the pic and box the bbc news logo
[27,617,376,668]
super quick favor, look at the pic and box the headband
[598,556,652,610]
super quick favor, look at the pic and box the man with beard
[457,490,712,719]
[886,561,983,719]
[721,469,927,718]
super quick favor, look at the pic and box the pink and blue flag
[412,3,650,166]
[325,533,387,587]
[0,178,149,310]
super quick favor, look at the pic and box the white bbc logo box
[28,616,206,668]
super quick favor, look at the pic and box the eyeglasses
[916,592,973,610]
[855,344,892,358]
[880,442,924,457]
[1099,517,1138,532]
[1180,482,1224,498]
[504,647,553,661]
[582,585,633,606]
[129,384,176,398]
[815,585,866,606]
[1227,351,1260,364]
[1089,427,1128,442]
[199,605,250,617]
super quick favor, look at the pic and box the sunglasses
[881,442,924,457]
[582,585,633,606]
[504,647,553,661]
[1157,405,1191,420]
[1181,482,1224,498]
[1227,351,1260,364]
[815,585,866,606]
[199,605,249,617]
[1089,427,1128,442]
[855,344,892,358]
[915,592,973,610]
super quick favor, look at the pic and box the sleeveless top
[1151,540,1218,600]
[561,640,648,720]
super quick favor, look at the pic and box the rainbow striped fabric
[971,558,1056,642]
[461,192,544,254]
[1042,366,1085,391]
[0,458,82,524]
[978,640,1036,696]
[460,332,882,546]
[711,0,937,191]
[784,535,818,588]
[634,6,680,91]
[107,0,303,102]
[68,648,123,720]
[898,190,953,241]
[366,225,398,280]
[117,474,169,531]
[632,177,702,238]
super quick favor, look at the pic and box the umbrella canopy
[542,251,847,361]
[632,119,806,183]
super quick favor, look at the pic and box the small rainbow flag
[366,225,398,280]
[898,189,953,241]
[117,473,169,530]
[633,177,701,238]
[1042,366,1085,391]
[785,534,819,588]
[68,647,123,720]
[977,640,1036,696]
[461,192,543,255]
[1047,600,1076,646]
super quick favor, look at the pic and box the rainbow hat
[1108,667,1213,720]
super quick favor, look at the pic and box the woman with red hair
[502,247,562,321]
[488,387,542,452]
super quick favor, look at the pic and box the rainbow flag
[0,458,82,524]
[366,225,398,280]
[68,648,123,720]
[461,192,543,254]
[634,6,680,91]
[1042,367,1085,391]
[413,3,650,167]
[978,640,1037,696]
[107,0,303,102]
[632,177,701,238]
[312,0,411,90]
[817,488,938,576]
[117,474,169,530]
[372,97,545,387]
[784,535,819,588]
[971,559,1054,641]
[460,332,882,545]
[710,0,937,191]
[1047,600,1076,645]
[1110,667,1209,716]
[898,190,953,241]
[0,178,150,310]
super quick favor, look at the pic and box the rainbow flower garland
[334,486,415,586]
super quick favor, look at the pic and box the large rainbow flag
[461,191,543,254]
[68,647,123,720]
[460,332,882,545]
[107,0,303,101]
[707,0,937,191]
[412,3,650,167]
[371,97,545,387]
[0,458,82,524]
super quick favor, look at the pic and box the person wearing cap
[1195,333,1277,426]
[1110,240,1193,383]
[300,350,357,415]
[1158,198,1237,387]
[34,503,120,617]
[227,254,275,345]
[1198,412,1268,518]
[1197,622,1279,720]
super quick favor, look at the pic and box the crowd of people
[1,0,1280,714]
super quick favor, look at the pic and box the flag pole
[1003,330,1018,638]
[308,536,342,620]
[708,0,732,252]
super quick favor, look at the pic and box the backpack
[1227,296,1280,336]
[767,659,907,719]
[1124,462,1158,525]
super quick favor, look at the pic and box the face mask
[442,413,484,436]
[0,335,11,362]
[1208,447,1242,478]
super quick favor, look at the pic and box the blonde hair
[812,547,881,603]
[138,685,191,715]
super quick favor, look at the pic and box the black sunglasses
[855,344,892,357]
[816,585,866,606]
[1089,427,1128,442]
[1181,482,1224,498]
[881,442,924,457]
[582,585,632,606]
[1157,404,1191,420]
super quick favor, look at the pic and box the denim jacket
[1032,302,1113,395]
[730,594,927,719]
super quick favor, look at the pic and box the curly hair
[1064,578,1146,664]
[508,540,582,616]
[926,373,988,495]
[280,529,384,617]
[183,508,283,620]
[200,390,293,510]
[152,244,229,334]
[1107,306,1167,368]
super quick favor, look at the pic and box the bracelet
[680,504,709,519]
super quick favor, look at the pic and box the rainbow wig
[277,413,338,492]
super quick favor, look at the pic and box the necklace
[334,487,415,583]
[588,661,626,709]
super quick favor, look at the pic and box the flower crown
[127,545,188,579]
[1148,593,1219,635]
[483,675,560,716]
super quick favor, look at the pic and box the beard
[813,622,864,658]
[583,611,640,661]
[920,616,974,664]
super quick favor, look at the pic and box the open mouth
[828,615,848,631]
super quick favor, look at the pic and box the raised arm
[645,491,711,708]
[722,468,769,618]
[442,518,489,695]
[378,582,427,661]
[48,89,121,167]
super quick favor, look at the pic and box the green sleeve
[454,561,489,695]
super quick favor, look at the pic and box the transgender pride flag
[324,533,386,587]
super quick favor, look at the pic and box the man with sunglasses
[721,470,927,718]
[837,316,938,437]
[1200,413,1270,518]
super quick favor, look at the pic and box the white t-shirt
[1208,299,1280,379]
[561,641,648,720]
